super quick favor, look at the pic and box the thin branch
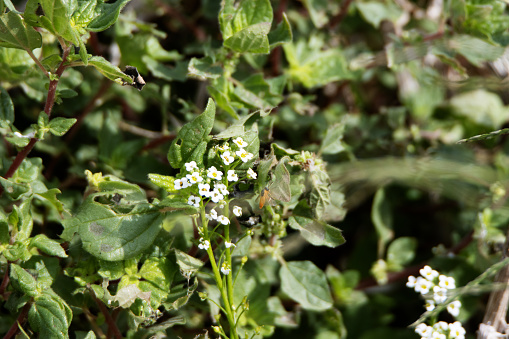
[0,46,71,197]
[477,227,509,339]
[88,285,122,339]
[329,0,354,30]
[2,302,31,339]
[26,49,49,78]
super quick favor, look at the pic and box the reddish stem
[0,46,71,197]
[2,302,31,339]
[89,286,122,339]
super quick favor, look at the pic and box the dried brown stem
[477,228,509,339]
[2,301,31,339]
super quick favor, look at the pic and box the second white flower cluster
[407,265,461,316]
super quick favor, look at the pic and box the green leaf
[300,0,329,28]
[61,195,164,261]
[320,123,346,155]
[174,249,204,277]
[219,0,273,40]
[309,167,331,219]
[30,234,67,258]
[288,216,345,248]
[0,11,42,50]
[12,198,33,242]
[168,98,215,169]
[0,85,14,123]
[386,237,417,270]
[0,211,8,245]
[224,22,271,54]
[37,0,75,43]
[10,264,38,297]
[156,197,199,215]
[371,188,394,258]
[450,35,505,66]
[268,12,292,48]
[269,158,291,203]
[283,38,351,88]
[148,173,176,192]
[356,1,402,28]
[86,0,131,32]
[48,117,76,136]
[139,257,176,293]
[187,56,223,80]
[3,0,23,14]
[87,56,133,84]
[28,293,72,339]
[280,261,333,311]
[450,89,508,129]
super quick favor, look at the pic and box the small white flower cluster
[415,321,466,339]
[407,266,465,339]
[407,266,460,315]
[198,237,210,250]
[221,262,231,275]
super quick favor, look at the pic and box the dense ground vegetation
[2,0,509,338]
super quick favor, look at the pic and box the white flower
[198,183,211,197]
[414,276,433,294]
[407,275,417,288]
[420,265,439,281]
[227,170,238,182]
[174,178,183,190]
[221,151,235,165]
[236,149,254,163]
[218,144,229,151]
[415,323,432,337]
[447,300,461,317]
[198,238,210,250]
[225,241,236,248]
[247,168,257,179]
[187,195,200,207]
[180,177,191,188]
[221,263,231,275]
[217,215,230,225]
[449,321,466,338]
[438,275,456,289]
[425,300,435,312]
[207,166,223,180]
[186,172,203,184]
[433,321,449,332]
[210,189,224,203]
[185,161,198,172]
[246,216,258,226]
[233,137,248,148]
[433,286,448,304]
[233,206,242,217]
[215,183,229,196]
[431,332,446,339]
[206,209,218,220]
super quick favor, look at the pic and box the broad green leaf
[30,234,67,258]
[269,158,291,203]
[87,56,133,84]
[219,0,273,40]
[61,196,164,261]
[231,235,251,257]
[450,35,505,66]
[268,12,292,48]
[12,198,33,242]
[280,261,333,311]
[114,284,151,308]
[187,56,223,80]
[156,197,199,215]
[0,11,42,50]
[97,260,124,280]
[148,173,176,192]
[356,1,402,28]
[139,257,176,293]
[386,237,417,269]
[28,293,72,339]
[450,89,509,129]
[283,38,351,88]
[10,263,38,297]
[164,278,198,311]
[86,0,131,32]
[143,56,187,82]
[288,215,345,248]
[371,188,394,258]
[0,85,14,123]
[320,123,346,155]
[3,0,22,14]
[49,117,77,136]
[224,22,271,54]
[0,211,8,245]
[37,0,75,43]
[71,0,98,27]
[174,249,204,277]
[309,167,331,219]
[168,98,215,169]
[300,0,329,28]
